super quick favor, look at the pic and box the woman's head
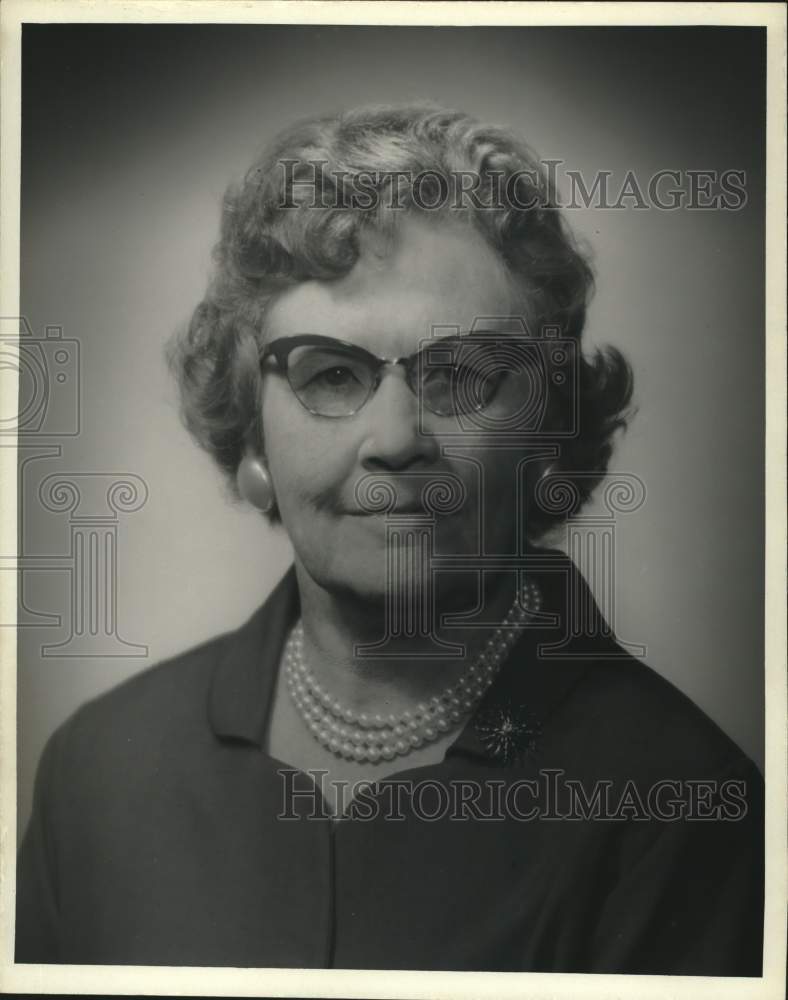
[168,102,633,593]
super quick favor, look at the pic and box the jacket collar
[446,554,603,762]
[207,566,300,745]
[207,552,614,757]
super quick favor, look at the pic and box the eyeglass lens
[283,344,370,415]
[283,337,536,418]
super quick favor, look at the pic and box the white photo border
[1,2,785,998]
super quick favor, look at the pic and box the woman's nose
[357,367,439,470]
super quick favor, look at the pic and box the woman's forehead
[265,215,517,354]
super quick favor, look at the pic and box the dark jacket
[16,558,764,972]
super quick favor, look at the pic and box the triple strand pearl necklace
[284,579,542,764]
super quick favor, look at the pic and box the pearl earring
[237,454,275,513]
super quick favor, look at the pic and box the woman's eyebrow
[416,329,505,349]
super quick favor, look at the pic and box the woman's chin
[347,567,432,604]
[297,512,480,606]
[310,553,436,609]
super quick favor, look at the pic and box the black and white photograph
[1,1,785,997]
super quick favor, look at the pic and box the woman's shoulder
[46,626,237,782]
[44,569,298,776]
[563,651,759,783]
[522,546,761,784]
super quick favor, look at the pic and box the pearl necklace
[284,579,541,763]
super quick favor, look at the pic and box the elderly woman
[16,104,763,974]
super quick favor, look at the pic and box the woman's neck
[292,563,519,718]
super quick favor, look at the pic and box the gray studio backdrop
[15,25,765,834]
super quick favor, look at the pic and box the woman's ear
[236,450,276,513]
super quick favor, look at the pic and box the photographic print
[1,2,785,998]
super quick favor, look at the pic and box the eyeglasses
[261,332,536,419]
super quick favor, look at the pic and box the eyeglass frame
[259,331,518,419]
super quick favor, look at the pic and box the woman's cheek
[270,438,341,521]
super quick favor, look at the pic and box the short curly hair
[167,102,633,540]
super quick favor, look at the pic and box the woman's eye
[314,366,360,389]
[424,363,478,387]
[423,364,456,386]
[452,363,478,383]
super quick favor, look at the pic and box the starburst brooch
[475,700,541,765]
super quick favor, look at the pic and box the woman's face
[261,214,531,603]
